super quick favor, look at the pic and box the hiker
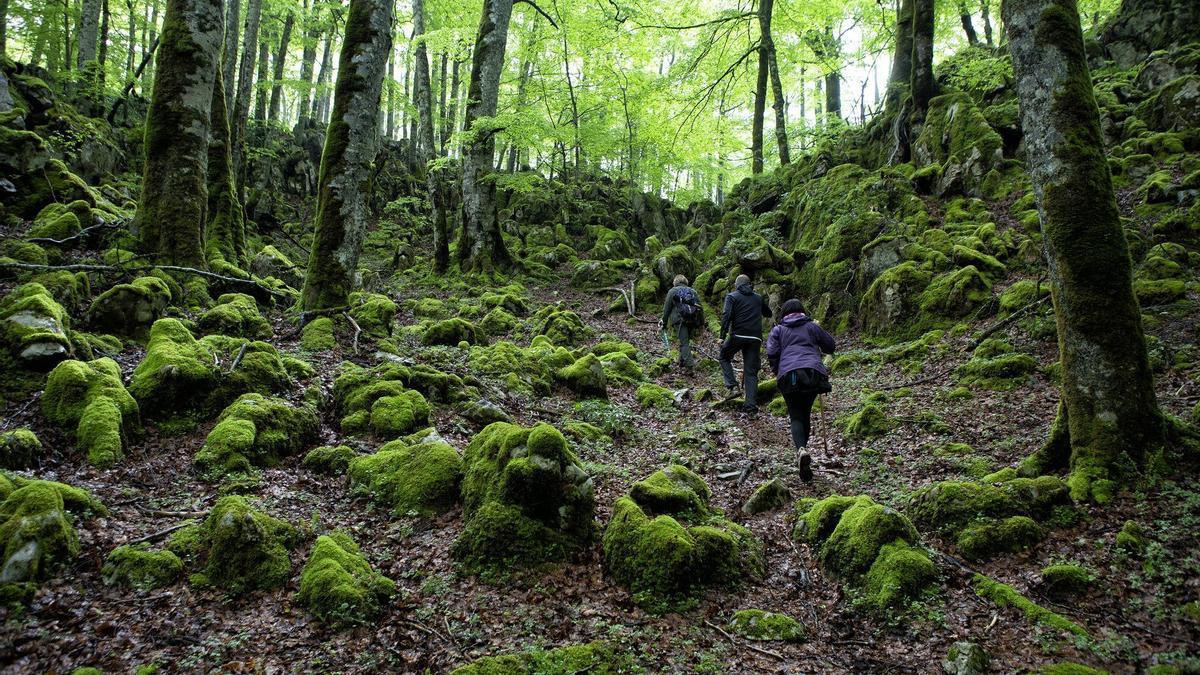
[718,274,772,413]
[765,298,836,482]
[660,274,704,370]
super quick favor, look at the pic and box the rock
[422,318,483,346]
[101,544,182,590]
[42,357,141,468]
[529,305,589,346]
[297,532,395,625]
[1041,564,1094,596]
[728,609,807,642]
[943,641,989,675]
[0,478,106,583]
[193,394,319,479]
[912,93,1004,197]
[347,291,396,338]
[302,445,356,475]
[0,69,13,113]
[167,495,296,595]
[86,276,172,338]
[0,429,42,469]
[450,642,631,675]
[557,353,607,398]
[348,436,464,515]
[1136,75,1200,132]
[743,478,792,515]
[458,398,512,427]
[300,316,336,351]
[1,282,72,367]
[249,245,302,289]
[197,293,272,339]
[332,362,432,438]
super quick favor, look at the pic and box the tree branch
[0,262,290,300]
[514,0,559,28]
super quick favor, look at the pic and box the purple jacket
[766,313,836,377]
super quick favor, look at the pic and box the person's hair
[673,274,689,286]
[734,274,751,287]
[781,298,807,316]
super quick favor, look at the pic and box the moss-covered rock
[86,277,171,339]
[793,494,934,609]
[955,339,1037,390]
[479,307,518,336]
[454,422,595,571]
[603,465,762,611]
[1116,519,1147,556]
[348,438,463,515]
[249,245,302,289]
[449,642,631,675]
[302,445,356,475]
[101,544,182,590]
[728,609,807,642]
[557,353,607,398]
[635,383,675,409]
[943,641,990,675]
[1,282,73,368]
[300,317,336,351]
[42,357,140,467]
[332,362,432,438]
[530,305,590,346]
[955,516,1045,560]
[194,394,319,479]
[1033,663,1107,675]
[742,478,792,515]
[1041,563,1093,596]
[0,429,42,469]
[167,495,295,594]
[597,351,643,385]
[348,291,397,338]
[29,200,87,239]
[912,92,1005,196]
[0,478,106,584]
[197,293,272,339]
[422,318,483,346]
[838,401,892,438]
[296,531,395,625]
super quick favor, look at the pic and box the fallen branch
[0,262,289,299]
[967,295,1052,351]
[28,220,122,247]
[125,520,196,546]
[108,35,160,122]
[595,285,634,316]
[703,619,784,661]
[343,312,362,355]
[226,341,250,373]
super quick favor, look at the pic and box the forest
[0,0,1199,669]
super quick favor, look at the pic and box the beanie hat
[734,274,751,287]
[673,274,689,286]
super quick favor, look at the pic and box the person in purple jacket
[765,298,836,482]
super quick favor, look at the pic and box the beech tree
[1004,0,1164,501]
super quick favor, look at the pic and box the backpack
[674,287,703,327]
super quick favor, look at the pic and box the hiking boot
[740,404,758,416]
[798,452,813,483]
[723,386,740,400]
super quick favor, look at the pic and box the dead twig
[967,295,1052,351]
[703,619,784,661]
[226,341,249,374]
[28,220,122,247]
[343,312,362,355]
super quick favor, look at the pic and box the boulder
[0,429,42,469]
[1,282,72,368]
[167,495,296,594]
[348,436,464,515]
[86,276,172,339]
[193,394,319,479]
[0,478,106,584]
[297,532,395,625]
[42,357,140,467]
[197,293,272,339]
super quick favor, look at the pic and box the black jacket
[720,283,771,340]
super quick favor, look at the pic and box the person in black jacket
[719,274,771,413]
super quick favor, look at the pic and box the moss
[0,479,106,583]
[194,394,319,479]
[1041,564,1093,596]
[303,445,356,475]
[973,574,1087,637]
[86,276,172,339]
[955,340,1037,390]
[480,287,529,316]
[557,353,607,398]
[101,544,182,590]
[999,279,1048,314]
[43,357,141,468]
[479,307,517,336]
[956,516,1044,560]
[348,439,463,515]
[0,429,43,469]
[332,362,434,438]
[1116,520,1147,555]
[1,282,73,367]
[128,319,218,416]
[281,355,315,380]
[919,266,992,319]
[530,305,590,346]
[299,317,336,351]
[1034,664,1108,675]
[348,292,397,338]
[635,383,674,409]
[728,609,807,642]
[1133,278,1188,305]
[943,641,990,674]
[863,540,938,609]
[838,401,892,438]
[167,495,295,595]
[29,201,86,239]
[454,422,595,572]
[742,478,792,515]
[859,262,934,337]
[197,293,272,339]
[629,465,711,517]
[422,318,483,346]
[597,351,643,385]
[449,642,631,675]
[297,531,395,625]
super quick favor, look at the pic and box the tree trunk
[412,0,434,160]
[1004,0,1163,502]
[254,37,269,121]
[313,24,333,122]
[141,0,158,90]
[125,0,136,80]
[99,0,110,79]
[231,0,262,174]
[268,8,294,122]
[436,51,447,150]
[207,61,246,269]
[910,0,936,119]
[385,46,395,139]
[0,0,8,54]
[301,0,392,312]
[133,0,223,266]
[458,0,515,272]
[885,0,914,113]
[767,42,789,164]
[959,2,979,45]
[222,0,239,111]
[443,54,461,156]
[507,56,532,171]
[297,0,318,124]
[981,0,994,45]
[78,0,101,68]
[751,30,768,173]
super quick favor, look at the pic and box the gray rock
[742,478,792,515]
[942,641,989,675]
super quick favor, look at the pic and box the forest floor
[1,277,1199,673]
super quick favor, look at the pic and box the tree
[458,0,516,272]
[296,0,320,124]
[1004,0,1163,502]
[231,0,263,175]
[207,62,247,270]
[910,0,935,118]
[221,0,239,111]
[268,6,296,122]
[132,0,223,266]
[78,0,102,68]
[750,8,767,174]
[301,0,393,312]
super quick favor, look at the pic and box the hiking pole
[817,392,831,457]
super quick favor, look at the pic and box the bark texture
[1004,0,1163,502]
[207,61,247,269]
[885,0,914,113]
[301,0,393,311]
[297,0,318,124]
[221,0,239,112]
[77,0,102,68]
[133,0,223,266]
[268,8,295,122]
[231,0,262,171]
[750,2,769,174]
[458,0,515,271]
[910,0,936,119]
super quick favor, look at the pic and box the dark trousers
[782,390,819,449]
[674,322,694,367]
[719,336,761,406]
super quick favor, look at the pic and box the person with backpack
[719,274,772,414]
[660,274,704,370]
[765,298,836,482]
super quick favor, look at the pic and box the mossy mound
[193,394,319,479]
[303,445,356,475]
[743,478,792,515]
[29,200,88,239]
[530,305,590,346]
[1041,564,1094,596]
[479,307,518,336]
[557,353,607,398]
[1,282,73,369]
[249,245,302,288]
[348,291,397,337]
[300,317,336,351]
[86,276,171,339]
[972,574,1088,637]
[1034,664,1107,675]
[955,339,1038,390]
[332,362,432,438]
[348,438,464,515]
[838,401,892,438]
[635,383,675,409]
[728,609,807,642]
[0,429,43,469]
[603,465,763,611]
[907,475,1072,561]
[453,422,595,571]
[42,357,141,467]
[167,495,296,595]
[197,293,272,339]
[793,494,935,609]
[422,318,483,346]
[297,531,395,626]
[101,544,182,590]
[1116,520,1147,556]
[0,478,106,584]
[450,642,631,675]
[597,351,643,385]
